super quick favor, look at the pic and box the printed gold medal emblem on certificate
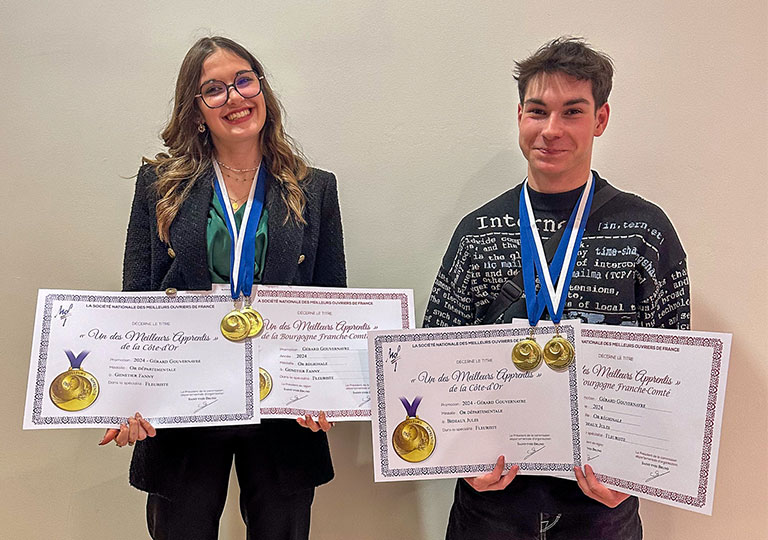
[392,397,435,463]
[49,350,99,411]
[259,367,272,401]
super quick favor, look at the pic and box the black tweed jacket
[123,163,346,497]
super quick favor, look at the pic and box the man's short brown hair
[514,37,614,108]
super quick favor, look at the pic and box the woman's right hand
[98,412,156,447]
[296,411,334,432]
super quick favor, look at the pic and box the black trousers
[145,426,315,540]
[445,479,642,540]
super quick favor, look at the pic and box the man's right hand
[98,412,156,447]
[464,455,519,492]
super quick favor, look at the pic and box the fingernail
[135,412,142,418]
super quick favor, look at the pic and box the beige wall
[1,2,766,538]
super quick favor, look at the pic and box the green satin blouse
[206,193,268,284]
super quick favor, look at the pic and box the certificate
[23,289,257,429]
[369,321,731,514]
[578,325,731,515]
[255,286,414,420]
[369,321,582,481]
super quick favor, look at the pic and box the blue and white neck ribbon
[212,160,267,302]
[518,173,595,325]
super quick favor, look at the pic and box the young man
[423,37,690,539]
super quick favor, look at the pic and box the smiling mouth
[225,108,252,122]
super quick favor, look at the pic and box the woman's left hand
[99,412,156,447]
[296,411,334,432]
[574,464,631,508]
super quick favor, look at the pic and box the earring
[198,123,207,133]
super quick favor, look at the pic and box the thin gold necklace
[229,194,248,211]
[223,169,252,183]
[217,159,259,173]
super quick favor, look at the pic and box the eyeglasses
[195,70,264,109]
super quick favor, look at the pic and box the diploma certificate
[24,289,257,429]
[578,324,731,515]
[255,286,414,420]
[369,321,582,481]
[369,321,731,514]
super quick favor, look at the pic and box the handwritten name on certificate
[253,286,414,420]
[578,325,731,515]
[369,322,582,482]
[23,290,257,429]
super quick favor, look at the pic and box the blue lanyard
[212,162,267,301]
[518,174,595,325]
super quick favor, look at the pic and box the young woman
[99,36,346,540]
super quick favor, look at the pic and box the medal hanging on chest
[213,160,267,342]
[512,327,543,371]
[514,174,594,371]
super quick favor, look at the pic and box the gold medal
[259,367,273,401]
[242,306,264,338]
[543,333,575,370]
[512,331,542,371]
[221,309,251,341]
[49,351,99,411]
[392,416,436,463]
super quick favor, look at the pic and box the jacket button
[167,247,176,258]
[298,254,305,264]
[165,288,177,296]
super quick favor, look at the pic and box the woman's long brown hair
[145,36,308,243]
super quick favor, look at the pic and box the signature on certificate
[523,444,546,461]
[58,303,73,327]
[358,395,371,408]
[388,345,401,372]
[193,398,219,414]
[645,469,671,483]
[286,394,309,406]
[587,448,603,461]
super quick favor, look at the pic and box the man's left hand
[574,464,631,508]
